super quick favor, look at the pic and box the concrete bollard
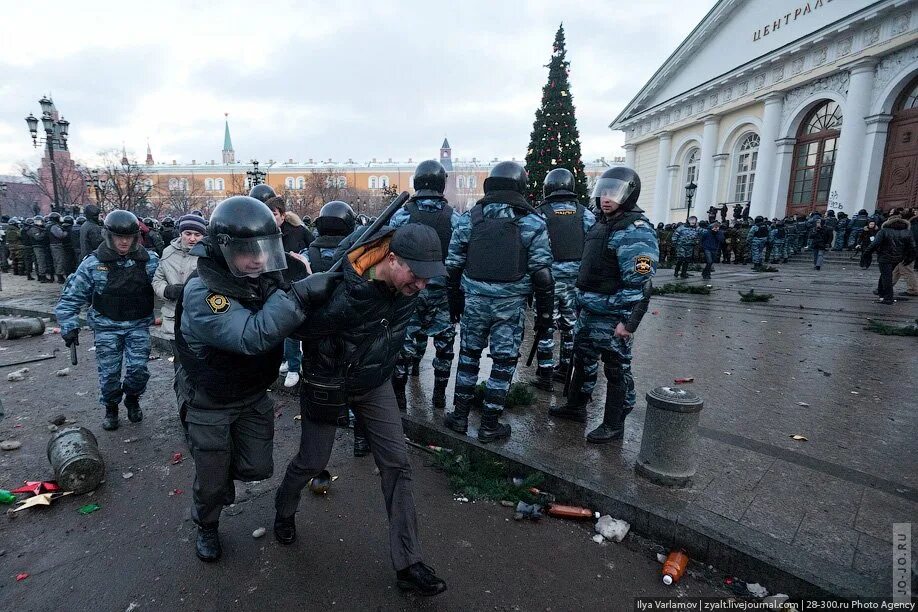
[635,386,704,487]
[47,427,106,494]
[0,317,46,340]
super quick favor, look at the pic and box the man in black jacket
[863,216,916,304]
[80,204,104,261]
[274,223,448,597]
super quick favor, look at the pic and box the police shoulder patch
[633,220,645,227]
[205,293,230,314]
[96,265,109,272]
[634,255,653,275]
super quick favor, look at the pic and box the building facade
[610,0,918,224]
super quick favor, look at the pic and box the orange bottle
[662,550,689,585]
[546,504,594,519]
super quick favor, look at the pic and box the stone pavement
[2,256,916,599]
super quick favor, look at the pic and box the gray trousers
[32,245,49,275]
[186,394,274,526]
[49,243,67,275]
[275,381,423,571]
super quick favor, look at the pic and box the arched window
[676,148,700,209]
[787,100,842,215]
[168,178,178,190]
[296,177,305,190]
[898,79,918,111]
[457,176,466,189]
[336,176,347,188]
[179,178,189,191]
[215,178,224,190]
[205,178,214,191]
[285,177,295,189]
[468,175,477,189]
[379,176,390,188]
[733,133,760,202]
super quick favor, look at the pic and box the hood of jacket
[882,217,909,231]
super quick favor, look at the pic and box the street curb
[399,413,881,600]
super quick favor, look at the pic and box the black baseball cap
[390,224,447,279]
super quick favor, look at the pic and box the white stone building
[610,0,918,224]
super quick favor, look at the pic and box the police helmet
[592,166,641,211]
[412,160,447,198]
[248,184,277,205]
[48,212,62,223]
[142,217,155,226]
[754,216,764,224]
[23,217,34,226]
[484,161,528,196]
[103,210,142,254]
[315,200,356,236]
[209,196,286,278]
[75,215,86,225]
[33,215,45,226]
[161,216,175,227]
[62,215,74,226]
[84,204,101,220]
[543,168,576,198]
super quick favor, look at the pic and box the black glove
[447,268,464,324]
[163,283,184,301]
[291,272,343,310]
[62,328,79,348]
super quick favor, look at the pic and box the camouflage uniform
[768,225,787,263]
[747,223,769,268]
[658,226,674,266]
[6,223,23,275]
[671,223,699,277]
[20,221,35,278]
[54,248,159,408]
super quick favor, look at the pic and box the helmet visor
[102,228,141,254]
[592,177,636,205]
[218,234,287,277]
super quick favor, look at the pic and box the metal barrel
[0,317,46,340]
[635,386,704,488]
[46,426,106,494]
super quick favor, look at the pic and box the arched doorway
[786,100,842,217]
[877,76,918,212]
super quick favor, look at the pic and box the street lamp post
[684,181,698,223]
[86,169,103,207]
[0,182,7,218]
[25,96,70,214]
[246,160,266,188]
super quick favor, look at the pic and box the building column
[829,58,878,216]
[695,116,720,218]
[711,153,730,211]
[771,138,797,218]
[750,93,784,219]
[666,165,680,224]
[857,113,894,213]
[652,133,673,224]
[624,143,636,169]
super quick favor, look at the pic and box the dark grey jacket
[864,217,916,265]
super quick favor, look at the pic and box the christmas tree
[524,24,589,204]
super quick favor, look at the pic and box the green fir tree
[524,24,589,204]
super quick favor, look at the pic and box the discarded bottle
[547,504,594,519]
[0,489,16,504]
[662,550,689,585]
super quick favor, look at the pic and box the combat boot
[410,358,420,377]
[548,391,589,423]
[274,513,296,544]
[353,434,370,457]
[586,394,631,444]
[551,363,570,382]
[102,403,119,431]
[443,398,470,434]
[56,274,65,284]
[528,366,554,392]
[124,394,143,423]
[195,523,222,561]
[432,377,448,409]
[477,410,511,443]
[392,374,407,412]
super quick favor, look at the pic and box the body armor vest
[308,234,346,273]
[91,258,154,321]
[406,200,454,261]
[465,204,527,283]
[540,201,585,262]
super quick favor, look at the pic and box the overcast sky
[0,0,716,175]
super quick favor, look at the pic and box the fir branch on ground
[652,283,712,296]
[739,289,774,302]
[753,266,780,272]
[432,452,544,502]
[473,382,535,409]
[863,319,918,336]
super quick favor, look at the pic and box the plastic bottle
[662,550,689,585]
[546,504,594,519]
[0,490,17,504]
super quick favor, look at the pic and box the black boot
[392,374,407,412]
[432,377,448,409]
[353,434,370,457]
[396,562,447,596]
[529,366,554,392]
[196,523,222,561]
[477,410,511,443]
[549,391,589,423]
[26,273,34,280]
[409,359,420,377]
[444,398,470,434]
[552,363,570,382]
[273,514,297,545]
[586,387,629,444]
[124,394,143,423]
[102,403,119,431]
[56,274,66,284]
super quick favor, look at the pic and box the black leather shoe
[274,514,297,545]
[195,524,222,562]
[124,395,143,423]
[353,435,370,457]
[396,562,447,596]
[102,404,119,431]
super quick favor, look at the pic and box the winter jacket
[864,217,916,265]
[80,219,103,258]
[859,226,879,251]
[700,228,725,252]
[280,212,313,254]
[152,237,199,338]
[294,227,416,393]
[810,226,832,250]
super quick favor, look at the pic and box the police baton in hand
[70,344,78,366]
[327,191,410,274]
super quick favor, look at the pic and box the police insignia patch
[635,255,653,275]
[96,265,109,271]
[206,293,230,314]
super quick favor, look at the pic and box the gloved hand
[61,328,79,348]
[163,283,184,301]
[291,272,343,310]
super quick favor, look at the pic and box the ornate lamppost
[246,160,266,188]
[684,180,698,223]
[25,96,69,213]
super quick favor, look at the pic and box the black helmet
[412,160,447,198]
[33,215,45,226]
[248,184,277,204]
[754,216,764,224]
[484,161,528,195]
[48,211,62,223]
[209,196,286,277]
[75,215,86,225]
[84,203,101,220]
[23,217,34,226]
[103,210,141,254]
[592,166,641,211]
[161,216,175,227]
[543,168,576,198]
[142,217,155,226]
[62,215,74,226]
[315,200,356,236]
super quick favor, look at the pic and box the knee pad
[601,352,624,383]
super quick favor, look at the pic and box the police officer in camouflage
[747,216,769,270]
[444,161,554,443]
[389,160,461,412]
[530,168,596,391]
[672,217,699,278]
[549,167,658,443]
[29,215,52,282]
[769,219,788,264]
[47,212,69,283]
[54,210,159,431]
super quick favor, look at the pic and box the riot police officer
[303,200,356,272]
[55,210,160,431]
[47,211,68,282]
[29,216,52,283]
[80,204,104,260]
[389,160,462,412]
[530,168,595,391]
[747,216,770,271]
[550,167,659,443]
[71,215,86,262]
[444,161,554,442]
[20,217,35,280]
[60,216,77,274]
[160,216,178,244]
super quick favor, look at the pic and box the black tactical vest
[774,227,786,240]
[576,220,620,295]
[465,204,528,283]
[754,225,769,239]
[49,224,64,244]
[406,200,454,261]
[90,259,154,321]
[540,201,585,262]
[173,275,283,402]
[308,234,346,273]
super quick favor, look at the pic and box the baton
[70,343,78,366]
[525,329,539,367]
[328,191,410,274]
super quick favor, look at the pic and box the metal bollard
[0,317,46,340]
[635,386,704,487]
[47,427,106,494]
